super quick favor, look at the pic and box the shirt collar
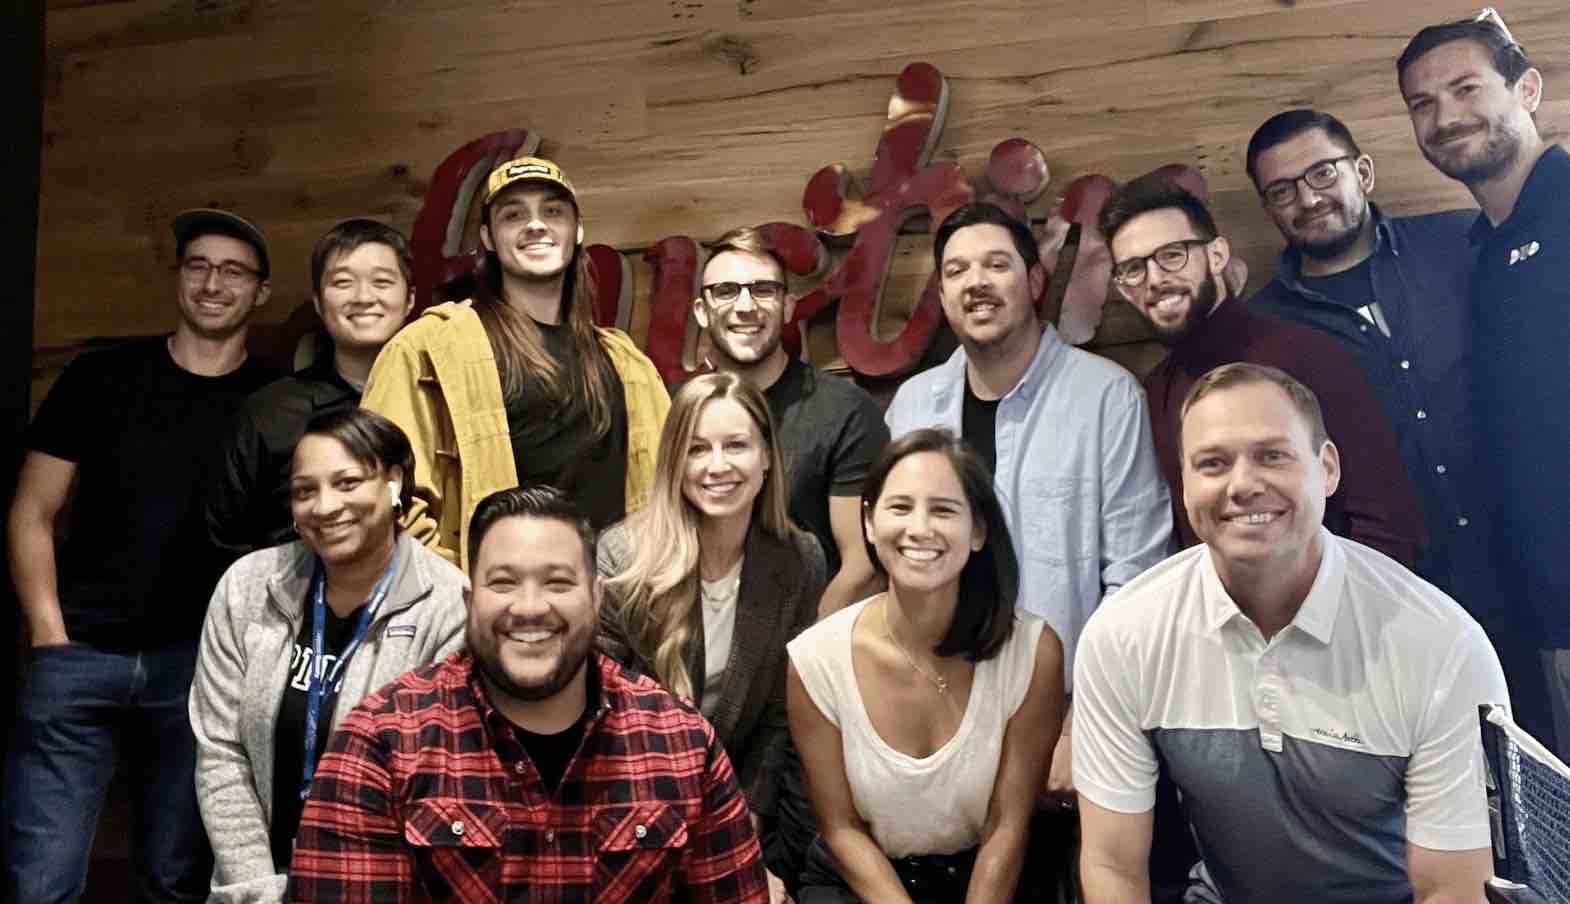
[937,323,1066,403]
[1197,528,1345,644]
[1274,203,1395,296]
[468,649,615,738]
[764,356,811,400]
[298,356,361,407]
[265,532,424,624]
[1470,144,1570,244]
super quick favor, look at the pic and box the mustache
[496,614,567,633]
[1146,280,1188,297]
[1293,201,1341,228]
[1428,123,1484,146]
[963,289,1000,306]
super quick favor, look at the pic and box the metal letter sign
[411,63,1211,382]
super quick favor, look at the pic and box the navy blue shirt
[1467,145,1570,646]
[1248,205,1496,617]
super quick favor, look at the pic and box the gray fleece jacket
[189,533,468,903]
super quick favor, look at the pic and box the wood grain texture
[33,0,1570,403]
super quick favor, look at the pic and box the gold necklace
[881,596,948,695]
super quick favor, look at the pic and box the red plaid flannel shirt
[287,650,767,903]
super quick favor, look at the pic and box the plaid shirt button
[544,830,555,843]
[635,825,648,840]
[451,820,465,836]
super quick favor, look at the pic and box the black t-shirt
[270,600,364,871]
[503,323,628,530]
[961,376,1002,475]
[26,337,279,650]
[1300,257,1377,319]
[761,360,889,576]
[509,663,598,794]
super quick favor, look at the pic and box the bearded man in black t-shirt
[5,209,280,902]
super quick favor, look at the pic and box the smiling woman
[785,429,1065,903]
[597,372,826,901]
[189,408,469,904]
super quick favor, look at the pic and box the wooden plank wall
[34,0,1570,401]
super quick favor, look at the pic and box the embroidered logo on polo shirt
[1312,727,1364,745]
[1508,240,1541,266]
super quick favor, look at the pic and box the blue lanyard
[300,545,401,800]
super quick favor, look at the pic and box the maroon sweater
[1144,298,1427,566]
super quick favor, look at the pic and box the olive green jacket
[362,301,669,568]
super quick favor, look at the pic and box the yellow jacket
[362,301,669,569]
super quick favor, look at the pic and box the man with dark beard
[1400,11,1570,760]
[287,487,768,903]
[1100,173,1424,564]
[1244,110,1482,606]
[1237,111,1557,755]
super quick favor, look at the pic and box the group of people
[5,10,1565,904]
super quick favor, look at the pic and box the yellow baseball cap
[482,156,578,208]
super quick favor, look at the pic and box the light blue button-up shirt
[886,327,1172,686]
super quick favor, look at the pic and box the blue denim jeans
[4,643,212,903]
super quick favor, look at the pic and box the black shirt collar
[1274,203,1394,292]
[298,356,361,408]
[1469,144,1570,245]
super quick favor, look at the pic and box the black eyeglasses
[702,280,785,306]
[1110,239,1211,288]
[181,257,261,285]
[1259,156,1356,208]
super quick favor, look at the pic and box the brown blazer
[596,520,826,819]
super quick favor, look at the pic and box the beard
[1152,268,1219,347]
[469,616,596,705]
[1422,117,1525,186]
[1291,200,1370,262]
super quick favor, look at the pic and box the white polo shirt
[1073,530,1509,903]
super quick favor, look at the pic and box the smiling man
[693,227,888,618]
[207,219,416,559]
[361,156,669,567]
[1242,110,1490,613]
[1400,11,1570,761]
[5,208,279,902]
[1074,362,1509,904]
[287,486,768,903]
[1099,174,1425,567]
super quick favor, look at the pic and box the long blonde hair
[606,372,793,699]
[472,241,613,437]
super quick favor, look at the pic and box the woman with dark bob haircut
[787,428,1065,902]
[190,408,468,902]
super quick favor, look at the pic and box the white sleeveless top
[787,598,1044,857]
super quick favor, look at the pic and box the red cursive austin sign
[410,63,1209,383]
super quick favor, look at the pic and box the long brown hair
[605,373,795,699]
[472,238,613,437]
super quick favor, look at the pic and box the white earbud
[388,481,402,508]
